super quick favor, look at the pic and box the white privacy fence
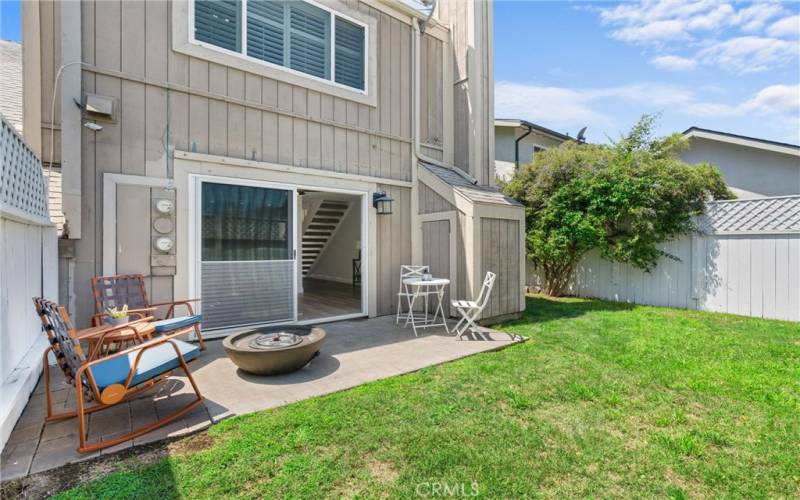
[0,115,58,450]
[527,196,800,322]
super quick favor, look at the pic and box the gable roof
[421,162,522,207]
[683,127,800,157]
[495,118,571,142]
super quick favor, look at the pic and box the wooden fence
[527,196,800,322]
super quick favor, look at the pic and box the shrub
[502,115,733,296]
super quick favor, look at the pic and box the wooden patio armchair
[33,297,204,453]
[91,274,206,350]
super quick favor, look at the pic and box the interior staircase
[301,200,352,277]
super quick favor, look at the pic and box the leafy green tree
[502,115,733,296]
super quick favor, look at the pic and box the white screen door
[199,180,297,330]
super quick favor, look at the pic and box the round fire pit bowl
[223,326,326,375]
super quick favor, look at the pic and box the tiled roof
[0,40,23,134]
[421,162,523,207]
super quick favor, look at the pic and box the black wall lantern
[372,191,394,215]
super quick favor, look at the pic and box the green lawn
[58,297,799,498]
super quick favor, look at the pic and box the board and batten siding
[436,0,493,186]
[419,33,444,161]
[540,234,800,322]
[480,217,521,320]
[79,0,414,181]
[28,0,449,325]
[418,183,467,301]
[422,219,452,309]
[419,182,452,214]
[376,185,412,316]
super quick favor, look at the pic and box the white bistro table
[402,277,450,336]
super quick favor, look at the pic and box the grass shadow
[496,294,637,330]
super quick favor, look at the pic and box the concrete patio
[1,315,522,480]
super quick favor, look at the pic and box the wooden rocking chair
[33,298,204,453]
[91,274,206,350]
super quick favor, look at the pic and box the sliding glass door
[199,180,296,330]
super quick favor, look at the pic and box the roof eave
[379,0,429,20]
[683,127,800,157]
[494,118,572,142]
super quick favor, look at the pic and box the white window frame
[189,0,368,95]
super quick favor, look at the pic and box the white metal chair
[396,265,429,324]
[451,271,497,338]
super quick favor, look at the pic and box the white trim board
[175,151,413,188]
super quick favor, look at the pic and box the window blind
[287,2,330,80]
[246,0,285,65]
[334,17,365,90]
[194,0,240,53]
[195,0,365,91]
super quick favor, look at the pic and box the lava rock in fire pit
[223,326,326,375]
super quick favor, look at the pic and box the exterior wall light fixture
[372,191,394,215]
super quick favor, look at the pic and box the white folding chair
[396,265,429,324]
[451,271,496,338]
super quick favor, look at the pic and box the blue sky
[1,0,21,42]
[495,0,800,144]
[1,0,798,144]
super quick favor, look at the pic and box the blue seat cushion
[153,314,202,334]
[89,339,199,390]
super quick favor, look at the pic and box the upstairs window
[194,0,366,91]
[195,0,241,52]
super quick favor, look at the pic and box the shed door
[421,212,457,317]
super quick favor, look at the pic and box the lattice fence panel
[699,196,800,234]
[0,114,50,223]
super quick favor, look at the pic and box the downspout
[514,123,533,168]
[410,17,423,264]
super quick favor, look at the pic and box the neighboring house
[1,39,66,233]
[494,118,571,181]
[22,0,525,332]
[681,127,800,199]
[0,40,24,133]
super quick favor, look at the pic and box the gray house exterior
[494,118,570,181]
[681,127,800,199]
[23,0,525,331]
